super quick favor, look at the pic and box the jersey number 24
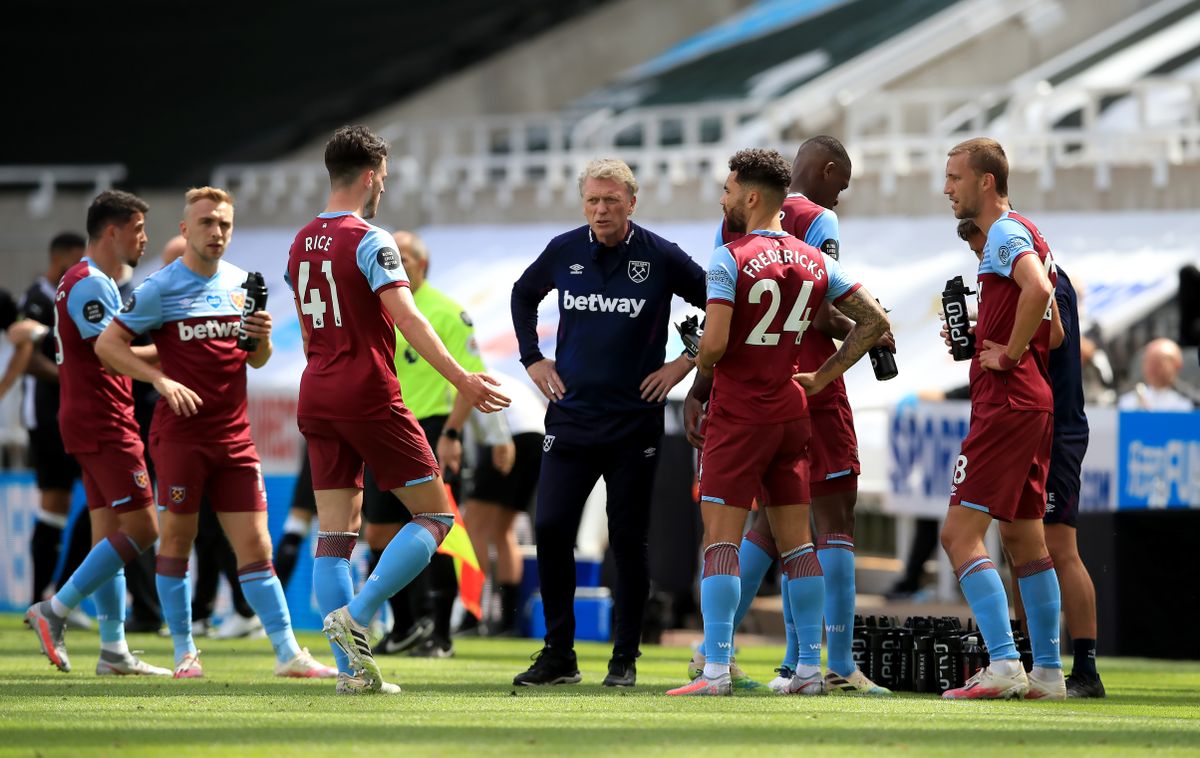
[745,279,813,346]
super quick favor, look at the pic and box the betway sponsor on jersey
[562,290,645,318]
[178,319,240,341]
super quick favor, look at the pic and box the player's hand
[154,376,203,417]
[940,323,975,353]
[436,434,463,475]
[794,371,829,396]
[7,319,49,345]
[526,359,565,403]
[640,360,690,403]
[683,393,706,449]
[241,310,272,341]
[979,339,1022,371]
[457,372,510,413]
[876,329,897,353]
[492,441,517,475]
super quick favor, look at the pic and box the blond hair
[578,158,638,198]
[184,186,234,210]
[948,138,1009,197]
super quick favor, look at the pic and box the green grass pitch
[2,614,1198,756]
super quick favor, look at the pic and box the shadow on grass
[2,723,1197,751]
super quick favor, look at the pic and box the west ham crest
[169,486,187,505]
[133,470,150,489]
[229,289,246,311]
[628,260,650,283]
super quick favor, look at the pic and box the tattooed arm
[794,288,889,395]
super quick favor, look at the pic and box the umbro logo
[643,447,656,458]
[1050,637,1060,646]
[569,263,584,275]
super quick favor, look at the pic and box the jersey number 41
[297,260,343,329]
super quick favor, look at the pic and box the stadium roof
[4,0,606,188]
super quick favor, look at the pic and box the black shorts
[362,414,447,525]
[469,432,543,511]
[291,443,317,514]
[1044,430,1088,528]
[28,424,80,491]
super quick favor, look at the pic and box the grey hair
[578,158,639,198]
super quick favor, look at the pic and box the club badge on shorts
[133,470,150,489]
[628,260,650,283]
[170,486,187,505]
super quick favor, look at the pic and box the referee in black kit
[510,158,706,687]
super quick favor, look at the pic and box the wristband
[441,428,461,441]
[998,352,1018,371]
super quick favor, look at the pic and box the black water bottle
[237,272,268,352]
[942,276,976,361]
[911,617,936,693]
[868,300,898,380]
[851,615,870,675]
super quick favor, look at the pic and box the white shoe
[687,651,760,690]
[1026,666,1066,700]
[173,650,204,680]
[275,648,338,679]
[25,601,71,673]
[825,667,893,696]
[666,672,732,696]
[191,619,211,638]
[323,607,381,691]
[942,663,1029,699]
[768,666,796,694]
[96,650,171,676]
[336,672,401,695]
[212,614,265,640]
[778,669,826,695]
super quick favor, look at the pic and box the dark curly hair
[728,148,791,204]
[324,125,389,186]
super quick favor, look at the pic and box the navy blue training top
[1049,266,1088,437]
[511,221,706,416]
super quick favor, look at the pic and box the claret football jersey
[54,257,140,453]
[115,258,255,443]
[721,194,847,410]
[706,230,859,424]
[286,211,410,420]
[971,210,1057,411]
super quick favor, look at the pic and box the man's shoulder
[216,259,249,286]
[782,193,827,216]
[1054,265,1076,297]
[68,261,114,294]
[22,277,48,301]
[629,222,684,256]
[545,224,591,250]
[417,284,467,317]
[988,215,1033,245]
